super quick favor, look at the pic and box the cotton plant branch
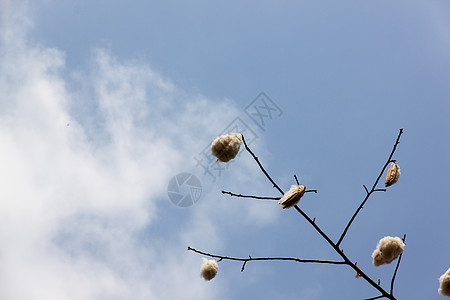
[190,130,405,300]
[337,129,404,247]
[293,203,396,300]
[241,135,285,195]
[187,246,347,272]
[363,296,385,300]
[390,234,406,296]
[241,132,403,299]
[221,190,281,200]
[221,188,317,201]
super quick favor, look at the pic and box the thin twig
[241,258,249,272]
[390,234,406,295]
[221,189,316,201]
[337,129,403,247]
[363,296,385,300]
[294,174,300,185]
[306,189,318,193]
[242,135,284,195]
[187,246,347,272]
[363,185,369,194]
[221,190,281,200]
[294,175,317,194]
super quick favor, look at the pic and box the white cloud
[0,2,281,299]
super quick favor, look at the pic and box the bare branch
[187,246,347,271]
[241,258,249,272]
[294,174,300,185]
[221,190,281,200]
[337,129,403,247]
[221,189,316,201]
[242,135,284,195]
[363,185,369,194]
[363,296,385,300]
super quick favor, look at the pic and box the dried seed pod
[385,162,401,187]
[211,133,242,162]
[279,185,306,209]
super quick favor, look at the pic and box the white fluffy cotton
[200,258,219,281]
[372,236,405,266]
[278,185,306,209]
[439,268,450,296]
[211,133,242,162]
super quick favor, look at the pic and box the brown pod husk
[278,185,306,209]
[385,162,401,187]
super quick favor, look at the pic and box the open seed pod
[278,185,306,209]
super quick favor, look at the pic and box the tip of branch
[241,260,248,272]
[306,189,318,194]
[294,174,300,185]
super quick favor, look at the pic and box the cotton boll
[377,236,405,263]
[371,249,385,267]
[211,133,242,162]
[439,268,450,296]
[371,236,405,266]
[385,162,401,187]
[278,185,306,209]
[200,258,218,281]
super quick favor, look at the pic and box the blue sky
[0,0,449,299]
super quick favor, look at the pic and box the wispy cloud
[0,2,281,299]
